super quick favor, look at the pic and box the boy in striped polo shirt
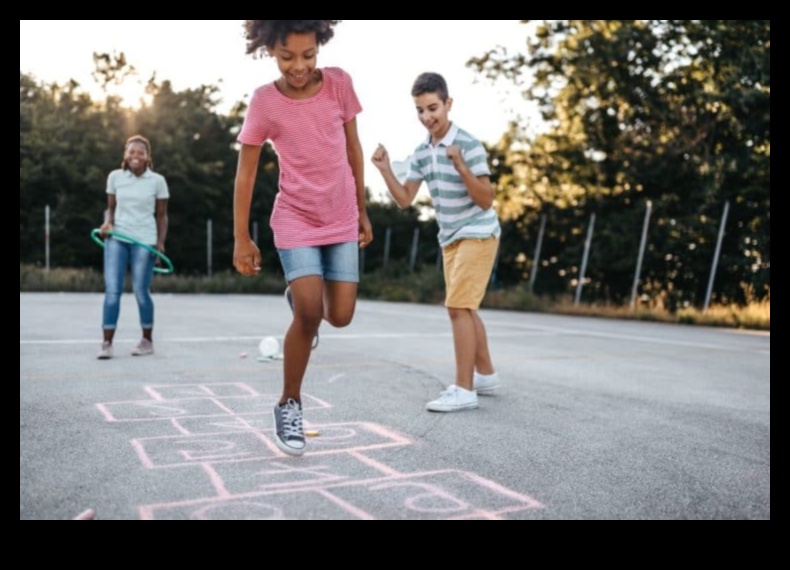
[371,72,501,412]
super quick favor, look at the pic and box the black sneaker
[284,286,319,349]
[272,398,306,456]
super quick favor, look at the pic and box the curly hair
[121,134,154,171]
[244,20,340,56]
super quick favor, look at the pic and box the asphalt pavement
[20,292,770,520]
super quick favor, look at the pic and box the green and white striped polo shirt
[406,123,501,248]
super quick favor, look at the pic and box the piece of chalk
[304,430,320,437]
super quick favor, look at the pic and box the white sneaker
[474,371,500,395]
[426,385,479,412]
[97,342,113,360]
[131,338,154,356]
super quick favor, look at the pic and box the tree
[20,53,282,277]
[469,20,770,307]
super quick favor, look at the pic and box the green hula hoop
[91,228,174,275]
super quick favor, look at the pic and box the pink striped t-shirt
[238,67,362,249]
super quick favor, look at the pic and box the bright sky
[20,20,532,200]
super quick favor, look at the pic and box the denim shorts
[277,241,360,284]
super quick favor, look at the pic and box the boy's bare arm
[370,144,421,208]
[446,145,494,210]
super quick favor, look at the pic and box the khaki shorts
[443,236,499,309]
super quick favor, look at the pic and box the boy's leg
[471,311,495,375]
[448,307,476,391]
[425,306,478,411]
[471,310,500,394]
[424,240,478,412]
[444,236,500,395]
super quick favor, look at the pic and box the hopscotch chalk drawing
[96,382,544,520]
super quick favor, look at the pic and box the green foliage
[20,53,280,277]
[362,198,442,274]
[21,31,770,317]
[470,20,770,309]
[358,261,445,304]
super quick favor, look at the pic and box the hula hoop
[90,228,174,275]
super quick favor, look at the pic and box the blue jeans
[277,241,360,283]
[102,237,156,330]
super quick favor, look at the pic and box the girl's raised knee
[326,313,353,328]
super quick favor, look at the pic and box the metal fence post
[574,213,596,306]
[630,200,653,309]
[704,201,730,313]
[383,227,391,268]
[528,213,546,293]
[409,227,420,272]
[207,219,213,278]
[45,205,50,271]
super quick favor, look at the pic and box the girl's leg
[130,244,156,341]
[283,275,324,402]
[322,241,360,327]
[323,281,357,327]
[102,238,129,343]
[471,311,495,375]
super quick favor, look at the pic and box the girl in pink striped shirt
[233,20,373,456]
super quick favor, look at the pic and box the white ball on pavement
[258,336,280,359]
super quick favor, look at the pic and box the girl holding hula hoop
[97,134,169,360]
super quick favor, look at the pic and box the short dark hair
[411,72,449,102]
[244,20,340,55]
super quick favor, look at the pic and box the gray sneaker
[131,338,154,356]
[272,398,306,456]
[97,342,113,360]
[285,287,319,349]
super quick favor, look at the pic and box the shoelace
[438,385,458,398]
[280,400,304,439]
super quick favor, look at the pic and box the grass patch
[548,293,769,331]
[677,300,770,330]
[20,264,769,331]
[19,264,287,295]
